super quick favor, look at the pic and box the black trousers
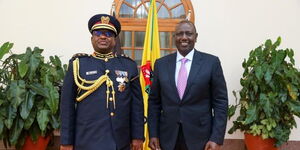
[174,124,188,150]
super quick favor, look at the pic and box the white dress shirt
[175,49,195,86]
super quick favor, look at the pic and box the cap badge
[101,16,110,24]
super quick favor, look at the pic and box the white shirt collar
[176,49,195,62]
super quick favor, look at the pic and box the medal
[115,70,128,92]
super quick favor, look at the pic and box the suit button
[110,112,115,116]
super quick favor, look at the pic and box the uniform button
[110,112,115,116]
[109,97,113,102]
[105,58,108,62]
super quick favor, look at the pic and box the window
[114,0,194,65]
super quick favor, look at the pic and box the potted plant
[228,37,300,150]
[0,42,66,149]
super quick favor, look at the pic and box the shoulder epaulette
[115,54,135,62]
[72,53,90,59]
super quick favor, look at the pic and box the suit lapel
[167,53,181,101]
[182,50,203,100]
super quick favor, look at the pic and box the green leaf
[273,37,281,48]
[7,80,26,109]
[29,123,41,142]
[271,50,286,68]
[264,68,272,83]
[274,126,291,147]
[261,119,268,125]
[0,105,7,117]
[242,59,247,69]
[29,83,49,98]
[245,104,257,124]
[15,132,26,150]
[5,106,17,129]
[271,119,276,128]
[261,118,275,131]
[228,126,236,134]
[262,129,269,139]
[260,93,272,117]
[47,86,59,114]
[0,42,13,59]
[287,49,294,58]
[255,66,263,80]
[0,98,6,107]
[0,118,4,135]
[265,39,272,49]
[24,109,36,130]
[20,90,35,120]
[286,84,297,100]
[9,117,24,145]
[228,105,237,119]
[37,109,50,132]
[44,76,59,114]
[50,55,62,67]
[233,90,239,104]
[253,85,258,94]
[287,101,300,115]
[18,61,29,78]
[19,47,32,64]
[63,64,68,72]
[27,47,43,80]
[50,115,60,129]
[250,124,262,135]
[278,93,287,103]
[287,49,295,65]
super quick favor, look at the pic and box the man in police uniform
[60,14,144,150]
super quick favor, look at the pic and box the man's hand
[60,145,73,150]
[131,139,143,150]
[204,141,221,150]
[148,137,161,150]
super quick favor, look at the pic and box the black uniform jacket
[60,54,144,150]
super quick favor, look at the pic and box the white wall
[0,0,113,63]
[1,0,300,140]
[192,0,300,140]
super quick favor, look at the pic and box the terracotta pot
[244,133,278,150]
[22,136,50,150]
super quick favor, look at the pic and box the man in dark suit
[148,20,228,150]
[60,14,144,150]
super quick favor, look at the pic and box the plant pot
[244,133,278,150]
[22,136,50,150]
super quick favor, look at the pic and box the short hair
[175,20,197,33]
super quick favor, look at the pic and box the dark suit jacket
[60,55,144,150]
[148,50,228,150]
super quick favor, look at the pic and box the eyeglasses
[92,31,115,37]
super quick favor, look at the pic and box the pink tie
[177,58,188,99]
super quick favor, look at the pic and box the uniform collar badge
[92,51,114,62]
